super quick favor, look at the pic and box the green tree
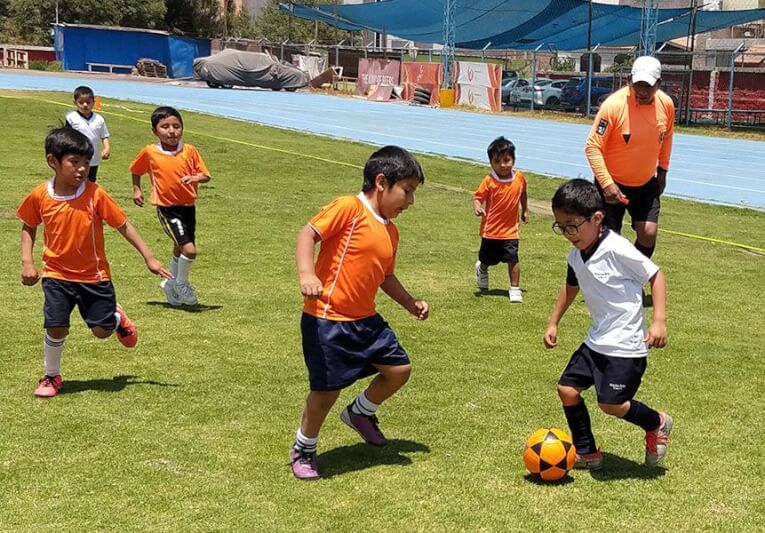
[254,0,356,44]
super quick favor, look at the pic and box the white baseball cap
[631,56,662,86]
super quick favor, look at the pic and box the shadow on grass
[523,473,575,486]
[588,452,668,481]
[145,301,223,313]
[317,439,430,479]
[60,375,178,395]
[473,289,509,298]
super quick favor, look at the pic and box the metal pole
[585,0,593,116]
[586,44,600,117]
[531,43,543,112]
[727,42,745,130]
[481,42,491,62]
[684,0,697,125]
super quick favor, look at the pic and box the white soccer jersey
[65,111,109,166]
[567,230,659,358]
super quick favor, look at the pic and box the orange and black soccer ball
[523,427,576,481]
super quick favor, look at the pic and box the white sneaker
[175,282,198,305]
[160,279,182,307]
[475,260,489,290]
[509,287,523,303]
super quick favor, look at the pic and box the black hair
[151,106,184,129]
[73,85,94,100]
[361,146,425,193]
[551,179,604,218]
[45,126,94,161]
[487,136,515,162]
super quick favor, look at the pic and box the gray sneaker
[645,412,673,466]
[160,279,182,307]
[340,405,387,446]
[175,282,198,305]
[475,260,489,290]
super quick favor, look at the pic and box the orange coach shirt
[16,179,127,283]
[129,143,209,207]
[474,170,527,240]
[303,194,399,322]
[585,86,675,188]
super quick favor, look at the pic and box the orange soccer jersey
[16,179,127,283]
[303,194,399,322]
[129,143,209,207]
[474,170,527,239]
[585,86,675,188]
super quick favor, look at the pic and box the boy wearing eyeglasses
[543,179,671,471]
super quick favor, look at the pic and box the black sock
[634,241,656,259]
[621,400,660,432]
[563,400,597,455]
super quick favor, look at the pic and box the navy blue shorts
[157,205,196,246]
[42,278,118,330]
[301,313,411,391]
[479,238,519,265]
[596,177,660,234]
[558,343,647,404]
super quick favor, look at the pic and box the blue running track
[2,71,763,209]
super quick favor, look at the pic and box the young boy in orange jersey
[17,127,171,398]
[291,146,429,480]
[130,106,211,307]
[473,136,529,302]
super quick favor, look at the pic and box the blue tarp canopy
[280,0,765,50]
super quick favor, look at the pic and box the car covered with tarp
[193,49,309,90]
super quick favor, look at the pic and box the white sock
[43,334,65,376]
[177,254,194,284]
[294,428,318,453]
[351,391,380,416]
[169,255,179,279]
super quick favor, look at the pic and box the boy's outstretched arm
[296,224,323,299]
[116,222,172,279]
[646,270,667,348]
[381,275,429,321]
[520,189,529,223]
[131,173,145,207]
[20,224,40,286]
[543,283,579,348]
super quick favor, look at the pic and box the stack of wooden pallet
[136,58,168,78]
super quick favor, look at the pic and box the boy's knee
[557,384,580,404]
[91,326,112,339]
[597,401,629,417]
[46,327,69,339]
[387,364,412,383]
[181,243,196,258]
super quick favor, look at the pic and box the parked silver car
[533,79,569,109]
[507,78,552,106]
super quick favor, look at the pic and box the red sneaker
[574,449,604,470]
[115,304,138,348]
[34,375,62,398]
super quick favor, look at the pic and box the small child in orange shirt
[473,136,529,302]
[290,146,429,480]
[17,127,171,398]
[130,106,211,307]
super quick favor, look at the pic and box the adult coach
[585,56,675,260]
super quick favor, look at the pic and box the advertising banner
[454,62,502,112]
[357,58,401,97]
[401,62,444,106]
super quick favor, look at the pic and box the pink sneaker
[34,375,62,398]
[645,412,673,466]
[290,448,320,480]
[574,449,603,470]
[115,304,138,348]
[340,405,388,446]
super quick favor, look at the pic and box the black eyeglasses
[552,218,589,236]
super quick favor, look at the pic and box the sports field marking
[3,93,762,254]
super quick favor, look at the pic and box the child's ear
[45,154,58,170]
[592,211,605,224]
[374,173,387,191]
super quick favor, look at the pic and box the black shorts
[87,165,99,182]
[157,205,196,246]
[558,343,647,404]
[478,238,519,266]
[301,313,411,391]
[42,278,118,330]
[596,177,660,234]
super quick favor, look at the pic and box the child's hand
[645,320,667,348]
[146,257,173,280]
[181,175,201,185]
[300,273,323,299]
[543,324,558,348]
[132,188,145,207]
[101,149,111,160]
[521,210,529,223]
[21,262,40,286]
[408,299,429,320]
[474,206,485,216]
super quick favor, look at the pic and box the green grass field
[0,91,763,532]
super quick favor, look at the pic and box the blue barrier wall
[54,25,210,78]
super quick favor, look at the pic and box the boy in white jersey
[65,86,110,182]
[543,179,672,470]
